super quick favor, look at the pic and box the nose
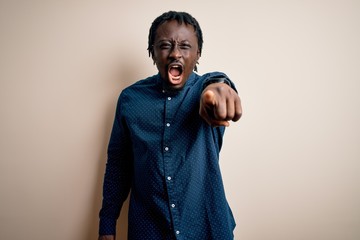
[169,44,182,59]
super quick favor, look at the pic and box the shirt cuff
[202,75,237,93]
[99,217,117,236]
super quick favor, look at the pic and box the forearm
[99,152,132,235]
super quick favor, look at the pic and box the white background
[0,1,359,239]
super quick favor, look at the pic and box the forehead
[155,20,198,42]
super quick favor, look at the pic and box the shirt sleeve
[201,72,238,93]
[99,93,133,236]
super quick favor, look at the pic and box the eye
[179,44,191,49]
[159,43,172,50]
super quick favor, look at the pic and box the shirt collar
[156,72,197,95]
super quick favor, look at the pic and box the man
[99,11,242,240]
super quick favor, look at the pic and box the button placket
[163,93,182,238]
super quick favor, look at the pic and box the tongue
[170,67,180,77]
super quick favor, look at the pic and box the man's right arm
[99,94,133,237]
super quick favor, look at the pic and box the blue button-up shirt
[99,72,236,239]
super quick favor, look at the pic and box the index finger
[202,89,216,106]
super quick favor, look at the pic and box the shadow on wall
[83,57,141,240]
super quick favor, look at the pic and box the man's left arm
[199,82,242,127]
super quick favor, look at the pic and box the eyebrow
[156,39,191,44]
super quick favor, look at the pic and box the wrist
[202,77,231,92]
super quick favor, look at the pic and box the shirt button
[176,230,180,235]
[168,97,171,100]
[164,147,169,151]
[167,176,172,181]
[166,123,170,127]
[171,203,175,208]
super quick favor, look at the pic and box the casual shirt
[99,71,237,239]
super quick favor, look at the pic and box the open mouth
[168,63,183,85]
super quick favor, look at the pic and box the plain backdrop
[0,1,359,239]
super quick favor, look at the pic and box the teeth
[168,64,182,82]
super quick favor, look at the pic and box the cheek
[188,53,200,67]
[153,58,165,73]
[153,52,166,65]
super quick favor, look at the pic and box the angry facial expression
[152,20,200,91]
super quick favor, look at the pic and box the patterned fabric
[99,72,236,239]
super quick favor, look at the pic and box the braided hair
[147,11,204,70]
